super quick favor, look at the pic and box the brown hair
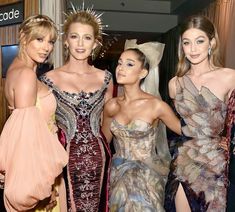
[18,14,58,58]
[125,48,150,71]
[176,15,222,77]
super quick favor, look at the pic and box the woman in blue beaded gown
[164,15,235,212]
[40,6,113,212]
[102,48,181,212]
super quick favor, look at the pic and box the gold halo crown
[64,1,108,37]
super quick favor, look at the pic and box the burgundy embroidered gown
[41,70,112,212]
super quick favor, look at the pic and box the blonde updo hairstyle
[18,14,58,59]
[176,15,222,77]
[63,11,103,62]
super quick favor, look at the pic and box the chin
[189,56,208,65]
[71,53,89,61]
[36,59,46,64]
[116,79,125,84]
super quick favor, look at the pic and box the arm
[101,98,119,143]
[105,78,114,103]
[14,68,37,108]
[227,69,235,98]
[168,76,177,100]
[101,100,114,144]
[157,100,181,135]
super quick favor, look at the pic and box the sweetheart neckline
[112,118,153,128]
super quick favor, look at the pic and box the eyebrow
[119,58,135,62]
[69,32,93,36]
[182,35,206,40]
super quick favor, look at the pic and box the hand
[0,173,4,189]
[45,188,59,212]
[219,137,229,152]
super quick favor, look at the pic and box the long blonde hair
[176,15,222,77]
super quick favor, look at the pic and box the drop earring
[91,49,95,61]
[208,47,212,56]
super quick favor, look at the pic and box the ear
[64,40,69,48]
[92,40,98,50]
[140,68,148,80]
[210,37,216,49]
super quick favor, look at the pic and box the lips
[75,49,85,53]
[38,53,48,59]
[190,54,200,59]
[117,73,126,78]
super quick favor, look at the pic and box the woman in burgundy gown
[41,5,113,212]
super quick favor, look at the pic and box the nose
[117,64,123,71]
[191,43,196,52]
[43,42,50,52]
[78,38,84,46]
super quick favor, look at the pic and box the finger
[45,201,57,211]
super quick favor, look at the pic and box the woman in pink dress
[0,14,68,212]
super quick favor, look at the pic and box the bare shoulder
[5,66,37,108]
[105,97,119,109]
[143,95,163,110]
[151,97,168,109]
[215,67,235,76]
[168,76,178,99]
[146,97,172,120]
[215,67,235,83]
[92,67,109,79]
[8,66,36,87]
[104,97,120,116]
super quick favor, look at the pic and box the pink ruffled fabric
[0,106,68,211]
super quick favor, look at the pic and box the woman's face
[182,28,210,65]
[65,22,97,61]
[116,50,146,85]
[25,33,55,64]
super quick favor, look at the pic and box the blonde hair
[63,11,103,62]
[176,15,222,77]
[18,14,58,57]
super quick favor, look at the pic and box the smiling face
[181,28,213,65]
[65,22,97,61]
[22,31,55,64]
[18,15,57,65]
[116,49,148,85]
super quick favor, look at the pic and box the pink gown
[0,90,68,212]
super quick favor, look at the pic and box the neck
[122,84,143,102]
[189,59,213,76]
[65,58,91,73]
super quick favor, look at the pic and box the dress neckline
[42,70,110,96]
[184,75,226,105]
[112,118,153,128]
